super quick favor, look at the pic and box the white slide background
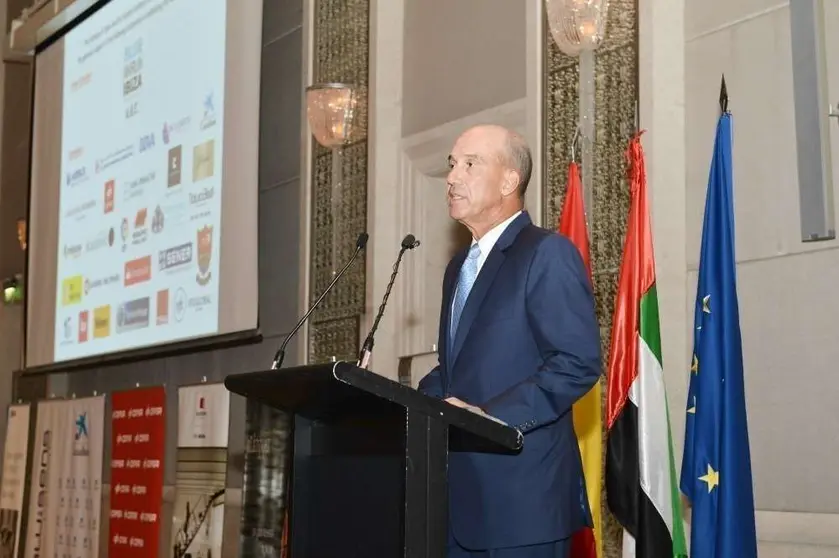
[54,0,227,362]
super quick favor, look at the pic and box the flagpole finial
[719,74,729,114]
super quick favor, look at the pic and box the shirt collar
[472,211,522,262]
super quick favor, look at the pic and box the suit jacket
[418,212,601,550]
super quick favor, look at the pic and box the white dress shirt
[472,211,522,275]
[450,211,522,331]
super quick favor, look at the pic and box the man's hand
[445,396,484,415]
[445,397,509,425]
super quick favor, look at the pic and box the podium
[224,362,522,558]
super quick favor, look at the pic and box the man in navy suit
[418,125,601,558]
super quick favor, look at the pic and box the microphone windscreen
[356,232,370,249]
[401,234,417,249]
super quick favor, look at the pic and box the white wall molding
[525,0,545,226]
[402,98,528,176]
[365,0,407,379]
[298,0,315,365]
[395,154,430,359]
[638,0,690,472]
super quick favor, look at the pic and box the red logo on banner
[78,310,89,342]
[108,386,166,557]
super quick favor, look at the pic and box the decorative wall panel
[308,0,370,363]
[544,1,638,557]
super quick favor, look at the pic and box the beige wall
[402,0,526,136]
[685,0,839,513]
[642,0,839,554]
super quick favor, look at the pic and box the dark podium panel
[224,362,522,558]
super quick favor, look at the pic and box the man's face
[446,127,510,225]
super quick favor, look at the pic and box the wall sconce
[16,218,26,250]
[3,274,23,304]
[545,0,610,56]
[305,83,367,274]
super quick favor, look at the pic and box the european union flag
[680,110,757,557]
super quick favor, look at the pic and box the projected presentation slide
[54,0,226,362]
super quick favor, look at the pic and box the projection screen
[25,0,262,370]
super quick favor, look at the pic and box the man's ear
[501,168,520,197]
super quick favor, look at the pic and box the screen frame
[20,0,262,376]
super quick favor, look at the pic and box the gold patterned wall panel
[308,0,370,363]
[544,1,638,558]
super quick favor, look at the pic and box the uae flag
[604,133,687,558]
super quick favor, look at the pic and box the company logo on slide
[156,290,169,325]
[104,180,115,213]
[65,199,96,220]
[132,208,149,245]
[189,186,214,205]
[85,227,115,252]
[125,101,140,119]
[188,294,212,313]
[168,146,182,187]
[62,276,83,306]
[126,171,155,201]
[66,166,88,187]
[162,117,190,145]
[63,243,82,259]
[192,140,215,182]
[93,305,110,338]
[62,316,73,343]
[139,133,155,152]
[84,273,119,295]
[96,144,134,174]
[200,92,217,130]
[78,310,89,343]
[116,296,150,333]
[196,226,213,286]
[173,288,187,322]
[124,256,151,286]
[159,242,193,272]
[71,72,92,92]
[123,38,143,96]
[152,205,164,233]
[120,218,130,251]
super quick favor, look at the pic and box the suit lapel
[449,212,533,369]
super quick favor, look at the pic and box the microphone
[357,233,421,369]
[270,232,369,370]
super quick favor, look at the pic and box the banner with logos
[239,400,290,558]
[108,387,166,558]
[172,383,230,558]
[0,404,31,558]
[23,396,105,558]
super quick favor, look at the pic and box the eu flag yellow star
[699,463,719,493]
[687,396,696,414]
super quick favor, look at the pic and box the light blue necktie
[450,243,481,342]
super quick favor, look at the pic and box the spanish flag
[558,161,602,558]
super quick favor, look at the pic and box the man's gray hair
[505,131,533,197]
